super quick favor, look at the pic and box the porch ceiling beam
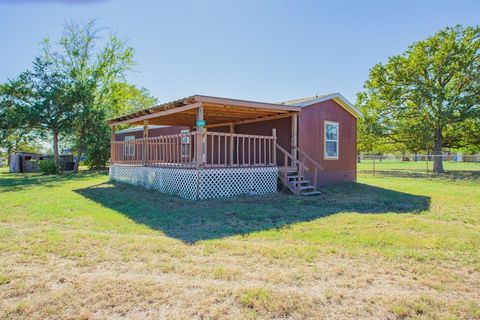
[204,104,289,113]
[184,109,282,118]
[109,102,203,126]
[184,109,279,116]
[148,115,249,122]
[196,112,298,129]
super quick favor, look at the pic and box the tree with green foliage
[42,20,136,171]
[109,82,158,116]
[24,58,73,163]
[1,21,156,171]
[358,25,480,173]
[82,82,157,168]
[460,118,480,153]
[0,82,42,162]
[1,58,74,164]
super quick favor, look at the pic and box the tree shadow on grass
[74,181,430,243]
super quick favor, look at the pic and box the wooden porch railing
[204,131,276,167]
[147,132,198,168]
[111,131,276,168]
[276,144,309,194]
[293,146,324,187]
[112,139,144,165]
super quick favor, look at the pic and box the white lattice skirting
[109,165,278,200]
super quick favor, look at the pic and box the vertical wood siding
[298,99,357,186]
[208,118,291,166]
[235,117,291,166]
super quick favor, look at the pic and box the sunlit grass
[0,167,479,319]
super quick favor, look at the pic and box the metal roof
[279,94,333,106]
[281,93,360,118]
[107,93,360,126]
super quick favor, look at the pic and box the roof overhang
[107,95,300,127]
[115,125,169,134]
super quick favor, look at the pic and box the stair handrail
[276,144,309,194]
[293,146,324,187]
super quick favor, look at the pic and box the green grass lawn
[0,167,479,319]
[358,159,480,178]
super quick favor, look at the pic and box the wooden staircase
[279,167,321,196]
[276,144,323,196]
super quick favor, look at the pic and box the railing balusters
[217,134,220,166]
[112,131,285,169]
[210,134,213,167]
[242,137,245,166]
[224,135,227,166]
[236,136,239,166]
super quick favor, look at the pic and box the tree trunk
[73,146,83,173]
[53,131,59,163]
[433,127,444,174]
[6,147,12,165]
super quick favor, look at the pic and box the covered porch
[107,95,320,199]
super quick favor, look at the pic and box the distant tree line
[357,25,480,173]
[0,20,157,172]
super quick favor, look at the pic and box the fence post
[373,155,376,176]
[426,154,429,177]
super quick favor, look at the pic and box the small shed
[9,152,45,173]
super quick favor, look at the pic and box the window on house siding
[324,121,339,159]
[124,135,135,156]
[180,130,190,158]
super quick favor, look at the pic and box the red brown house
[108,93,359,199]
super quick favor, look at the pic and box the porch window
[324,121,339,159]
[124,135,135,156]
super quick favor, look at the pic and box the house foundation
[109,164,278,200]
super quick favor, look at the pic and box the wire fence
[358,154,480,178]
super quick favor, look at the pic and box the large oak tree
[358,25,480,173]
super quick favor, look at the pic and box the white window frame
[324,121,339,160]
[124,135,135,156]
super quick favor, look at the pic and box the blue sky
[1,0,479,104]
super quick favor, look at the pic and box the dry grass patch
[238,287,321,319]
[388,295,480,320]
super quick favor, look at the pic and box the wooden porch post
[272,128,277,165]
[229,123,235,166]
[110,126,116,164]
[195,104,205,167]
[143,120,149,165]
[291,113,298,159]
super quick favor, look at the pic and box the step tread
[291,180,310,185]
[298,185,315,190]
[287,175,304,180]
[301,191,321,196]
